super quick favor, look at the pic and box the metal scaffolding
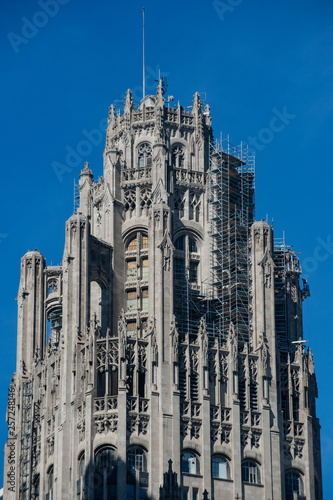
[208,135,255,344]
[274,235,302,354]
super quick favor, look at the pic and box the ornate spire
[204,103,212,127]
[124,89,134,114]
[192,92,202,116]
[156,79,164,108]
[159,459,181,500]
[108,104,116,125]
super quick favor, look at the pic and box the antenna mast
[143,7,145,99]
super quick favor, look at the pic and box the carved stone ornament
[259,249,276,289]
[152,178,169,205]
[228,322,238,372]
[170,315,179,362]
[158,231,175,272]
[148,317,158,364]
[118,309,127,359]
[199,317,208,366]
[255,330,269,373]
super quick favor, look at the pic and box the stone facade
[4,82,322,500]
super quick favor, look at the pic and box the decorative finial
[80,162,93,178]
[124,89,134,114]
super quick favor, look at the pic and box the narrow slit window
[142,289,149,311]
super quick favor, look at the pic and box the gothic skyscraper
[4,82,322,500]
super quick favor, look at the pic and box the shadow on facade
[81,457,191,500]
[81,457,211,500]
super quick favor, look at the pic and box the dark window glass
[175,236,185,250]
[174,258,185,281]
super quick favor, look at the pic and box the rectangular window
[182,490,188,500]
[142,258,149,279]
[293,396,299,421]
[127,321,137,337]
[192,490,198,500]
[139,156,145,168]
[127,260,137,281]
[212,459,227,479]
[189,262,198,283]
[142,289,149,311]
[127,291,137,311]
[174,258,185,281]
[142,236,148,249]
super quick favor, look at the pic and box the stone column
[16,250,45,375]
[251,220,282,499]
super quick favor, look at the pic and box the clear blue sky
[1,0,332,494]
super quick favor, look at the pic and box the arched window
[138,143,152,168]
[46,466,53,500]
[172,145,185,168]
[140,188,152,216]
[189,238,197,253]
[174,189,185,219]
[285,471,304,500]
[189,191,201,222]
[242,460,261,484]
[127,236,137,252]
[124,189,136,216]
[47,307,62,347]
[173,234,202,339]
[212,455,230,479]
[127,447,147,473]
[173,235,200,285]
[125,232,149,338]
[127,447,149,498]
[94,447,117,500]
[77,453,85,500]
[181,451,199,475]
